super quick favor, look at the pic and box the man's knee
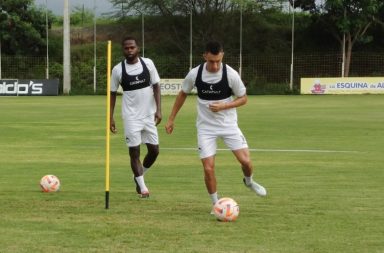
[147,144,159,157]
[240,158,252,168]
[129,146,140,159]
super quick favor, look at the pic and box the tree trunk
[344,33,353,77]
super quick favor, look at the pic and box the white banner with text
[301,77,384,94]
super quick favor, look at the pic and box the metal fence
[2,52,384,94]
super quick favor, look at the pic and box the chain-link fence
[2,52,384,94]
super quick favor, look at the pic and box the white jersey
[111,58,160,120]
[182,63,246,132]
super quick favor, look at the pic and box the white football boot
[243,178,267,197]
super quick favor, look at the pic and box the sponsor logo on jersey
[129,78,146,86]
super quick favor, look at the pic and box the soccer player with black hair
[110,36,162,198]
[165,41,266,213]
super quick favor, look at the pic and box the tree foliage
[299,0,384,76]
[108,0,291,16]
[289,0,316,11]
[109,0,241,16]
[107,0,294,57]
[0,0,54,55]
[70,6,95,26]
[54,5,95,26]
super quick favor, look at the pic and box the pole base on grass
[105,191,109,209]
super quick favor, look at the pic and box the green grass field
[0,95,383,253]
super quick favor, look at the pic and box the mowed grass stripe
[161,147,360,153]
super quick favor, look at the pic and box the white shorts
[197,127,248,159]
[123,115,159,147]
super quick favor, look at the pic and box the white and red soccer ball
[213,197,239,222]
[40,175,61,192]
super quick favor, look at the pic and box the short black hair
[205,41,223,55]
[121,36,138,46]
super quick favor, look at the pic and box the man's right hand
[165,120,174,134]
[110,118,117,133]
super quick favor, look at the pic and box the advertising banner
[160,79,197,95]
[0,79,59,96]
[159,79,184,95]
[301,77,384,94]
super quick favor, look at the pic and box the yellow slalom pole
[105,40,111,209]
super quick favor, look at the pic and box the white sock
[210,192,219,205]
[244,175,253,185]
[134,175,148,192]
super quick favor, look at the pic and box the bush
[246,76,292,95]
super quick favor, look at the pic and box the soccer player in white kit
[165,41,266,212]
[110,36,162,198]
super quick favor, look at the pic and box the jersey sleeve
[144,58,160,85]
[227,66,246,97]
[182,68,198,93]
[110,65,121,92]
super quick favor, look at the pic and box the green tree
[108,0,290,16]
[314,0,383,77]
[289,0,316,11]
[71,5,95,26]
[107,0,291,57]
[0,0,53,56]
[372,2,384,27]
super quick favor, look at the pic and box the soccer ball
[213,197,239,222]
[40,175,61,192]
